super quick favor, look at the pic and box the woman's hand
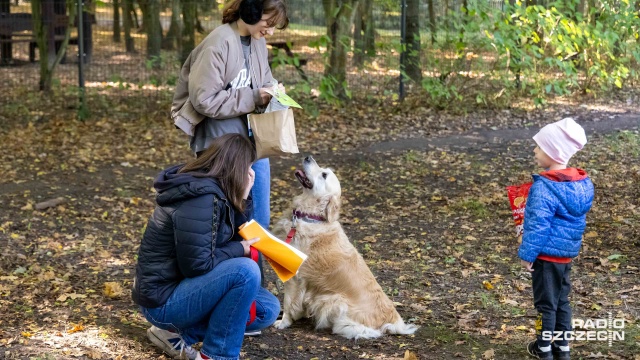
[258,83,285,105]
[258,88,272,105]
[243,167,255,200]
[241,237,260,256]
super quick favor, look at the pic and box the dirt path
[1,112,638,360]
[367,113,640,153]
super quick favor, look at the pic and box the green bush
[420,0,640,106]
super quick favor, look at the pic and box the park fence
[0,0,511,97]
[2,0,639,104]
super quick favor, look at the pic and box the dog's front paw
[273,318,292,329]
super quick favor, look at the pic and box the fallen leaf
[482,280,494,290]
[483,348,495,359]
[404,350,418,360]
[68,324,84,334]
[103,282,124,299]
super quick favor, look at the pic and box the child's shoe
[147,325,198,359]
[551,343,570,360]
[527,340,553,360]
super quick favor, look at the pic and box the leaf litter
[0,88,639,359]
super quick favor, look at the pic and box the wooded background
[1,0,638,107]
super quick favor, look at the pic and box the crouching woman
[131,134,280,360]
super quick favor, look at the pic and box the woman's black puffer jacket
[131,164,252,308]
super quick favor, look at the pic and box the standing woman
[132,134,280,360]
[171,0,289,236]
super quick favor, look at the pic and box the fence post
[399,0,407,100]
[77,0,88,119]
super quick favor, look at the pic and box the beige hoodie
[171,22,274,136]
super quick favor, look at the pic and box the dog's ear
[325,195,341,222]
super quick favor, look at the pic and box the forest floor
[0,88,639,360]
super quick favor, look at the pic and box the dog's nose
[304,156,314,163]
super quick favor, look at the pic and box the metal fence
[0,0,564,98]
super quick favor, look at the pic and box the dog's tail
[333,317,383,339]
[381,318,419,335]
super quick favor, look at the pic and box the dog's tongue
[295,169,313,189]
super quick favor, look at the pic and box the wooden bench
[268,41,308,82]
[0,12,77,63]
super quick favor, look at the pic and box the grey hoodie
[171,22,274,139]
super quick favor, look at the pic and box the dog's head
[294,156,341,222]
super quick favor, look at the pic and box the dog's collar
[292,209,326,224]
[286,210,327,244]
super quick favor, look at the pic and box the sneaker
[195,352,209,360]
[552,343,570,360]
[244,330,262,336]
[147,325,198,360]
[527,340,553,360]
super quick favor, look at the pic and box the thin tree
[352,0,374,68]
[163,0,182,50]
[405,0,421,83]
[31,0,76,91]
[113,0,121,42]
[322,0,357,99]
[123,0,135,52]
[181,0,197,63]
[145,0,162,67]
[427,0,436,44]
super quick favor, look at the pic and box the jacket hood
[532,171,594,217]
[154,164,226,206]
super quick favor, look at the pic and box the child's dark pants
[532,259,572,348]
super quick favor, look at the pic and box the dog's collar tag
[285,225,296,244]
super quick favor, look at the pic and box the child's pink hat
[533,118,587,165]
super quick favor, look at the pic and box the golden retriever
[273,156,418,339]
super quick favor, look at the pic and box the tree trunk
[352,0,374,67]
[405,0,421,83]
[427,0,436,44]
[81,1,93,63]
[459,0,468,44]
[123,0,135,52]
[322,0,357,99]
[113,0,121,42]
[0,0,11,64]
[32,0,75,91]
[181,0,196,63]
[138,0,148,33]
[588,0,596,25]
[163,0,181,50]
[352,0,364,67]
[363,0,374,57]
[145,0,162,67]
[444,0,451,42]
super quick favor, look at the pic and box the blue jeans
[141,258,280,360]
[251,158,271,229]
[251,158,271,285]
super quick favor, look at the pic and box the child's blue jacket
[518,169,594,263]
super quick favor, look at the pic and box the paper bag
[248,108,299,159]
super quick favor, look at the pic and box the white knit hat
[533,118,587,165]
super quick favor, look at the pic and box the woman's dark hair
[178,134,256,212]
[222,0,289,30]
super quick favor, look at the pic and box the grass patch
[602,130,640,157]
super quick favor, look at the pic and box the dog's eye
[322,172,327,179]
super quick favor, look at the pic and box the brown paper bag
[248,108,300,159]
